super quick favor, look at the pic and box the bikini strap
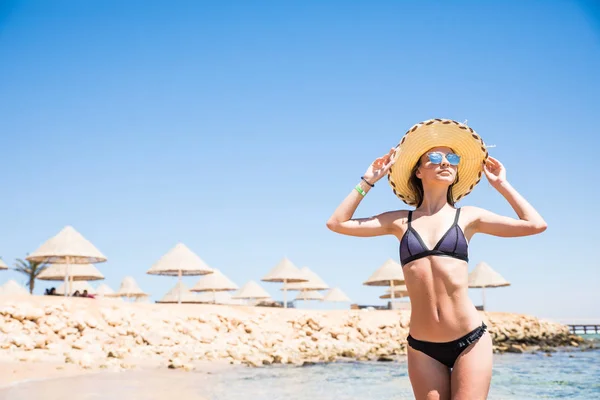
[408,211,413,228]
[454,208,461,225]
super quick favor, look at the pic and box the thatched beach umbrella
[55,281,96,296]
[190,269,238,303]
[195,291,244,305]
[322,287,352,303]
[157,282,201,304]
[134,295,151,303]
[231,280,272,305]
[95,283,119,298]
[116,276,148,299]
[379,285,410,299]
[468,261,510,310]
[364,259,405,301]
[261,257,307,308]
[0,280,30,296]
[26,226,107,297]
[0,259,8,270]
[294,290,324,301]
[38,263,104,282]
[146,243,214,304]
[281,266,329,302]
[282,266,329,295]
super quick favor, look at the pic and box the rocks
[0,299,590,371]
[167,357,193,371]
[484,312,586,354]
[505,344,524,353]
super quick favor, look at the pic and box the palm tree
[13,258,49,294]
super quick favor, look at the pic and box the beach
[0,294,592,392]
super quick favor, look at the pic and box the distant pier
[568,324,600,334]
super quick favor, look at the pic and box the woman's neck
[418,185,451,215]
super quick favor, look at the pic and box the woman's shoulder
[458,205,487,214]
[457,205,489,225]
[376,209,412,231]
[378,209,411,219]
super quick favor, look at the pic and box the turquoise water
[2,346,599,399]
[203,348,600,400]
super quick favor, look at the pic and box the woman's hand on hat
[364,148,396,184]
[484,156,506,187]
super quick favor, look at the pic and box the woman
[326,119,547,400]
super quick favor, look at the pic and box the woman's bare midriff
[403,255,482,342]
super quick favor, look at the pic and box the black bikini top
[399,208,469,267]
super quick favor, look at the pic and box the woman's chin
[433,176,455,185]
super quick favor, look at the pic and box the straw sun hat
[388,118,489,206]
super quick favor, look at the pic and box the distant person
[44,287,57,295]
[326,119,547,399]
[82,289,95,299]
[73,290,81,297]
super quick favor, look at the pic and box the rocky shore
[0,295,593,374]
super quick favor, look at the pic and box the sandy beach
[0,367,231,400]
[0,293,590,393]
[0,359,91,388]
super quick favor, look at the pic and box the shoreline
[2,346,599,391]
[0,357,239,390]
[0,361,100,389]
[0,294,594,387]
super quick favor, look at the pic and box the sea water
[203,346,600,400]
[2,341,599,400]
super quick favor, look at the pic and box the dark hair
[408,155,459,208]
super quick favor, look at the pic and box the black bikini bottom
[407,322,487,369]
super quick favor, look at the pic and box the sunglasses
[427,151,461,166]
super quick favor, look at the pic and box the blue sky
[0,1,598,323]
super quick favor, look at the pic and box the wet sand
[0,369,208,400]
[0,361,236,400]
[0,360,93,389]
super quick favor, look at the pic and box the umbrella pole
[283,279,287,308]
[178,270,182,305]
[301,289,306,310]
[64,256,71,297]
[213,289,216,304]
[482,287,486,311]
[390,280,395,309]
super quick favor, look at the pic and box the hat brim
[388,119,489,206]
